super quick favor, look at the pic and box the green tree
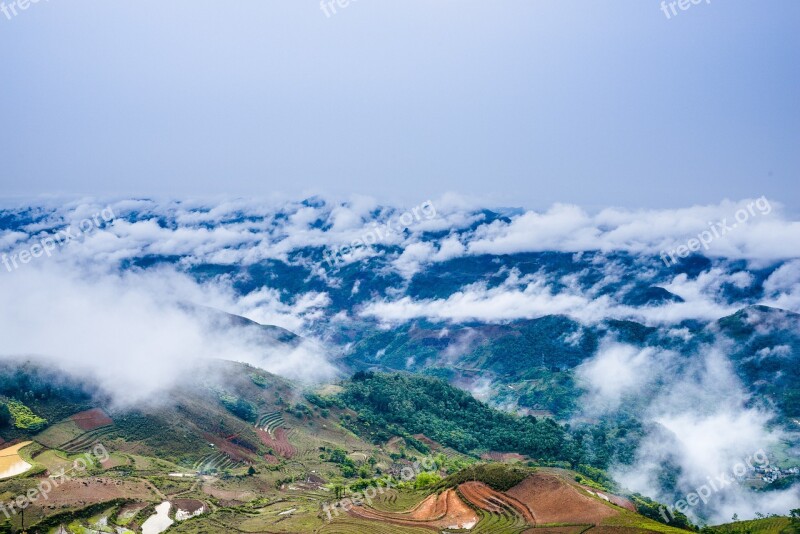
[0,404,10,427]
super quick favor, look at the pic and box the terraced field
[256,411,284,436]
[318,519,434,534]
[369,489,429,513]
[193,451,241,473]
[257,426,296,459]
[348,488,478,530]
[471,508,531,533]
[61,425,116,454]
[458,481,535,524]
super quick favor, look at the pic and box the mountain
[0,200,798,529]
[0,357,706,534]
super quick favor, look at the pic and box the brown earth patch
[201,484,254,504]
[257,428,295,459]
[70,409,114,431]
[202,432,257,463]
[348,488,478,530]
[29,477,156,514]
[506,472,619,525]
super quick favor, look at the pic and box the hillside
[0,359,702,534]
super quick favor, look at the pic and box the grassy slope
[705,517,797,534]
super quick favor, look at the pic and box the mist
[0,263,338,407]
[576,341,800,524]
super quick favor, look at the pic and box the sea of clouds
[0,195,798,523]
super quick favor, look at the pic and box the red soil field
[505,472,619,525]
[70,408,114,431]
[202,432,257,463]
[458,481,535,524]
[257,427,296,459]
[349,488,478,530]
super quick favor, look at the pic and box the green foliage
[219,393,257,423]
[414,471,441,489]
[631,493,694,531]
[340,372,574,461]
[0,403,10,427]
[5,399,47,431]
[575,464,616,491]
[305,392,334,409]
[702,516,798,534]
[436,463,530,492]
[329,448,348,464]
[249,373,269,388]
[719,306,800,419]
[289,403,313,419]
[327,447,358,477]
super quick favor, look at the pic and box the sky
[1,1,798,209]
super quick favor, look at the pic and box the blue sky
[1,1,798,209]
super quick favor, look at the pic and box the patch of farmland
[505,471,619,525]
[0,441,33,479]
[26,477,157,519]
[319,519,433,534]
[348,488,479,530]
[257,427,296,459]
[193,450,241,474]
[34,419,86,449]
[60,425,116,454]
[458,480,535,525]
[256,410,284,437]
[369,489,429,513]
[70,408,114,431]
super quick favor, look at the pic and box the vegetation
[436,463,530,492]
[249,373,270,388]
[219,392,258,423]
[630,493,694,531]
[701,515,799,534]
[0,403,10,427]
[339,372,575,461]
[4,399,47,431]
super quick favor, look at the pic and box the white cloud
[0,263,337,406]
